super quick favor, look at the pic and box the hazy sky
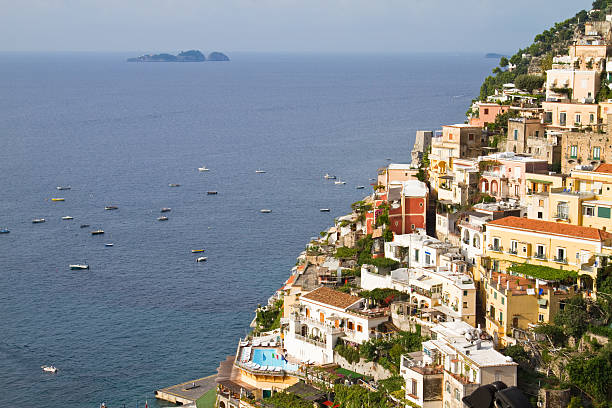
[0,0,594,53]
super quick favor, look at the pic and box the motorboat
[157,216,168,221]
[0,228,9,234]
[196,257,208,262]
[56,186,71,190]
[255,169,266,174]
[51,198,65,202]
[80,224,90,228]
[191,249,205,253]
[207,191,218,195]
[70,264,89,270]
[319,208,330,212]
[104,206,118,210]
[105,243,114,247]
[41,365,58,373]
[32,218,46,224]
[160,208,171,213]
[356,186,365,189]
[169,183,181,187]
[324,173,337,180]
[91,229,104,235]
[260,209,272,213]
[334,180,346,185]
[61,216,73,220]
[198,166,210,172]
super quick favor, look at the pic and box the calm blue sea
[0,52,494,407]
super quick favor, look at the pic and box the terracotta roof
[594,163,612,174]
[301,286,361,309]
[486,216,612,241]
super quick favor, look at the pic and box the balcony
[488,245,503,253]
[533,253,547,260]
[553,213,569,221]
[553,257,568,264]
[294,333,327,348]
[507,249,518,255]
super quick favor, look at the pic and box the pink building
[468,103,509,128]
[479,152,548,200]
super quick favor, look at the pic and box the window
[454,388,460,401]
[535,130,540,138]
[463,290,468,296]
[599,206,611,219]
[544,111,552,123]
[484,108,489,115]
[537,211,543,219]
[499,311,503,323]
[495,372,502,382]
[469,133,474,141]
[575,113,581,124]
[357,324,363,332]
[539,314,544,322]
[590,113,595,123]
[494,292,497,299]
[513,129,518,140]
[501,296,505,305]
[320,312,324,323]
[412,379,417,396]
[463,301,468,309]
[510,240,518,254]
[492,237,501,251]
[593,146,601,160]
[414,249,419,262]
[535,245,546,259]
[556,248,566,263]
[445,381,451,393]
[570,145,578,158]
[556,202,569,220]
[560,112,567,126]
[584,206,595,216]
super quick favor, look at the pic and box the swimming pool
[250,348,298,371]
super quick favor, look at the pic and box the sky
[0,0,594,53]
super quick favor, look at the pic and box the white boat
[157,216,168,221]
[260,209,272,213]
[104,206,118,210]
[356,186,365,189]
[324,173,337,180]
[56,186,71,190]
[41,365,58,373]
[198,166,209,172]
[320,208,330,212]
[160,208,171,213]
[196,257,208,262]
[169,183,181,187]
[334,180,346,185]
[255,169,266,174]
[105,243,114,247]
[70,264,89,270]
[91,229,104,235]
[32,218,46,224]
[191,249,205,253]
[61,216,73,220]
[51,198,65,202]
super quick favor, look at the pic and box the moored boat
[255,169,266,174]
[324,173,337,180]
[105,243,114,247]
[191,249,205,253]
[0,228,9,234]
[334,180,346,185]
[104,206,118,210]
[160,207,171,213]
[51,198,65,202]
[61,216,73,220]
[207,191,218,195]
[56,186,71,190]
[157,216,169,221]
[260,209,272,213]
[70,264,89,270]
[41,365,58,373]
[169,183,181,187]
[32,218,46,224]
[356,185,365,189]
[196,257,208,262]
[80,224,90,228]
[91,229,104,235]
[320,208,330,212]
[198,166,210,172]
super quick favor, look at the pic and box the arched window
[454,388,461,400]
[473,234,480,249]
[445,381,451,394]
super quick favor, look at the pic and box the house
[377,163,420,190]
[284,287,389,365]
[542,101,599,130]
[468,103,509,128]
[360,265,477,326]
[384,232,458,269]
[560,131,610,174]
[545,69,599,102]
[400,321,517,408]
[505,118,560,167]
[387,180,429,235]
[480,216,612,295]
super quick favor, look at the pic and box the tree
[514,74,546,93]
[500,56,509,67]
[554,296,589,338]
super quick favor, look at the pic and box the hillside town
[159,6,612,408]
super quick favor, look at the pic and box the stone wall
[538,388,571,408]
[333,352,393,381]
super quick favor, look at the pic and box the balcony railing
[294,333,326,348]
[553,257,567,264]
[533,253,547,260]
[553,213,569,220]
[507,249,518,255]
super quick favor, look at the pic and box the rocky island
[127,50,229,62]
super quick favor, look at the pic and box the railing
[553,213,569,220]
[489,246,503,253]
[533,253,547,260]
[507,249,518,255]
[294,333,326,348]
[553,257,567,264]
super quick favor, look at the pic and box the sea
[0,52,496,407]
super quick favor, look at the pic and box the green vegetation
[508,263,578,282]
[383,228,394,242]
[359,330,423,373]
[514,74,546,93]
[335,246,358,259]
[566,344,612,403]
[359,288,407,306]
[195,388,217,408]
[486,109,520,136]
[266,391,313,408]
[333,384,388,408]
[369,257,400,270]
[335,342,361,364]
[255,299,283,333]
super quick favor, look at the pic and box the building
[545,69,599,102]
[360,265,477,326]
[478,152,549,201]
[377,163,420,190]
[481,216,612,295]
[384,232,458,269]
[284,287,389,365]
[505,117,560,167]
[400,321,517,408]
[387,180,429,235]
[468,103,509,128]
[560,131,611,174]
[412,131,434,168]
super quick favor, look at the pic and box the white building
[284,286,389,365]
[400,321,517,408]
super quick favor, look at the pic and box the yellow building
[482,216,612,294]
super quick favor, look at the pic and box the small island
[127,50,229,62]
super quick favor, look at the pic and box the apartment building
[560,131,611,174]
[478,152,548,201]
[387,180,429,235]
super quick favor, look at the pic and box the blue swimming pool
[251,348,299,371]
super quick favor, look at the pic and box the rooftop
[595,163,612,174]
[388,163,414,170]
[301,286,362,310]
[487,216,612,241]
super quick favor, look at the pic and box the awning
[537,299,548,306]
[527,179,553,184]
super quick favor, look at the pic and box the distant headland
[484,52,507,59]
[127,50,229,62]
